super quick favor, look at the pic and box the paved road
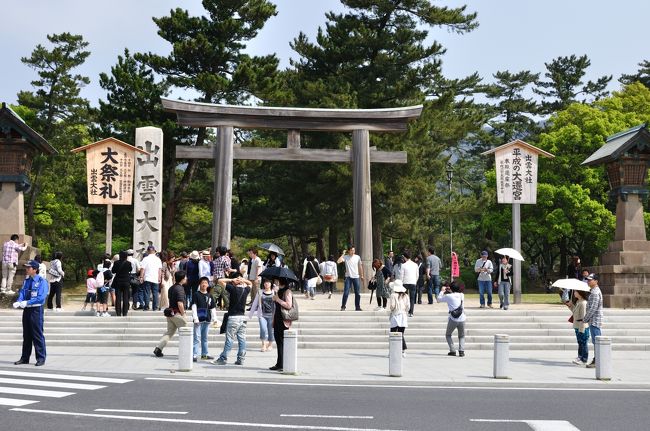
[1,367,649,431]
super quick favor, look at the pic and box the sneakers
[480,305,486,309]
[153,347,163,358]
[55,308,63,312]
[374,306,383,311]
[2,290,15,295]
[447,351,457,356]
[212,358,227,365]
[572,358,586,366]
[234,359,244,365]
[340,307,346,311]
[408,313,413,317]
[402,352,407,358]
[586,359,596,368]
[328,293,332,299]
[459,351,465,357]
[193,357,197,362]
[96,312,101,317]
[201,355,214,360]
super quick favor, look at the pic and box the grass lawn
[461,292,563,304]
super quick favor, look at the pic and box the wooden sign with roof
[482,139,555,204]
[72,137,147,206]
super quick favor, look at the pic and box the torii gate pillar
[353,129,373,281]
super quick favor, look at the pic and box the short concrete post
[493,334,510,379]
[283,329,298,375]
[178,325,194,372]
[389,332,402,377]
[595,336,612,381]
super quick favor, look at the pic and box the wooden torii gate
[161,98,422,278]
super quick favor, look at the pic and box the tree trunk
[316,231,326,262]
[161,127,207,250]
[559,237,568,278]
[288,235,299,271]
[328,225,338,258]
[372,223,383,261]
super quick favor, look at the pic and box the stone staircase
[1,308,649,351]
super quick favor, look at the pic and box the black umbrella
[259,266,298,282]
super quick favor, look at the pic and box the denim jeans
[478,280,492,306]
[142,281,159,310]
[193,321,210,357]
[427,275,440,304]
[258,314,275,342]
[575,327,590,363]
[589,324,601,362]
[341,277,361,310]
[219,315,247,362]
[498,281,511,308]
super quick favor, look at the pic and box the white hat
[389,279,406,293]
[189,250,200,260]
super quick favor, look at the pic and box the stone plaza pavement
[1,292,649,388]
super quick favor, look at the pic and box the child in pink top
[82,269,98,311]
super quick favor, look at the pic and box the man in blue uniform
[13,260,48,366]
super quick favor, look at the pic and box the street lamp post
[446,163,454,281]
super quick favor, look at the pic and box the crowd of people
[3,231,604,371]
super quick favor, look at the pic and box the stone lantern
[582,123,650,307]
[0,103,56,291]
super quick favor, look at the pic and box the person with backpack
[438,281,466,357]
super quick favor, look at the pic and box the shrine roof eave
[582,124,650,166]
[0,103,57,155]
[161,98,423,132]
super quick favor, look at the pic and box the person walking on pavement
[319,255,338,299]
[475,251,494,308]
[400,251,418,317]
[213,275,252,365]
[153,270,188,358]
[425,247,442,304]
[497,255,512,310]
[111,251,132,317]
[2,234,27,294]
[583,273,603,368]
[13,260,49,366]
[270,278,294,371]
[337,246,365,311]
[438,281,466,357]
[388,279,409,357]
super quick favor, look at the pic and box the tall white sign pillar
[133,127,163,259]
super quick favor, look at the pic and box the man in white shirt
[247,248,262,304]
[474,250,494,308]
[198,251,212,279]
[400,251,419,317]
[139,245,162,311]
[337,246,365,311]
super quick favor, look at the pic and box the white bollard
[389,332,402,377]
[178,324,194,372]
[493,334,510,379]
[283,329,298,375]
[595,335,612,381]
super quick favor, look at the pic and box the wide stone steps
[0,309,649,350]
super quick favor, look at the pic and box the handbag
[450,299,464,319]
[280,291,299,321]
[367,276,377,290]
[219,313,229,334]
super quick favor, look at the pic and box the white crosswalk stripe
[0,369,132,408]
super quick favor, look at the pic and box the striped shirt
[2,240,26,264]
[583,285,603,328]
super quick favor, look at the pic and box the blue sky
[1,0,648,106]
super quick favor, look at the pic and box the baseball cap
[24,260,40,270]
[126,249,135,256]
[481,251,488,256]
[147,245,156,252]
[586,273,599,281]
